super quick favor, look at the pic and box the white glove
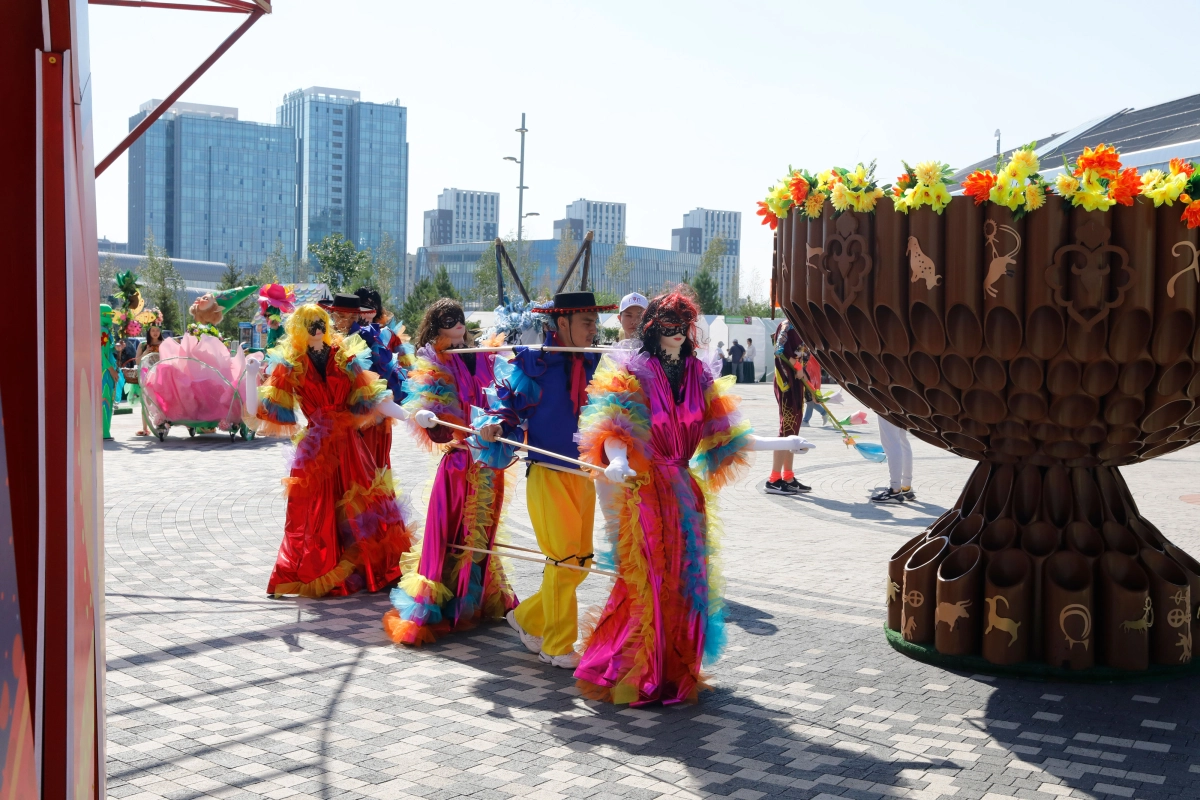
[378,400,410,421]
[414,409,437,429]
[603,439,637,483]
[748,435,815,453]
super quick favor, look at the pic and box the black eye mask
[436,311,465,331]
[307,320,327,336]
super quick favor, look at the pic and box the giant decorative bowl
[774,196,1200,673]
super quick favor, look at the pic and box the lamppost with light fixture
[504,113,529,272]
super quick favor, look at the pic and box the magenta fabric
[575,355,716,706]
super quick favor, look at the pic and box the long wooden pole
[430,416,608,475]
[450,544,619,579]
[449,345,614,354]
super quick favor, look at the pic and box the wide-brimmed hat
[319,293,373,314]
[531,291,618,314]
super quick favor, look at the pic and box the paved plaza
[102,384,1200,800]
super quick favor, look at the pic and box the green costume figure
[100,304,118,440]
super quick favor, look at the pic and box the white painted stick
[450,544,619,579]
[448,345,615,354]
[431,416,604,473]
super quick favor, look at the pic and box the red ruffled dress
[258,335,414,597]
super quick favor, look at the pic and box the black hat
[531,291,618,314]
[354,287,383,317]
[319,293,373,313]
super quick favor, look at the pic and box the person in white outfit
[871,418,914,503]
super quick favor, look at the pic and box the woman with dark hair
[132,320,166,436]
[573,289,813,705]
[382,299,517,645]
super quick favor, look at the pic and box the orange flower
[1075,144,1121,180]
[1111,167,1142,207]
[789,173,809,204]
[756,201,778,230]
[1170,158,1195,178]
[962,170,997,206]
[1183,199,1200,230]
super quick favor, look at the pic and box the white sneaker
[538,650,580,669]
[506,610,542,654]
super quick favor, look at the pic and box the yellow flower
[1025,184,1045,211]
[766,180,792,216]
[857,187,884,213]
[1055,174,1080,198]
[1141,169,1165,190]
[804,192,826,218]
[1009,148,1039,178]
[817,170,834,190]
[1074,188,1115,212]
[915,160,943,186]
[930,184,952,213]
[830,181,852,211]
[848,164,868,189]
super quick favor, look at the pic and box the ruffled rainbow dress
[574,350,752,705]
[257,335,414,597]
[382,344,518,645]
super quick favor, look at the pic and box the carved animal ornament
[935,599,971,631]
[886,578,900,604]
[983,219,1020,298]
[907,236,941,290]
[1167,241,1200,299]
[1120,597,1153,633]
[984,595,1020,646]
[1168,588,1193,664]
[1059,603,1092,651]
[820,213,873,312]
[1045,217,1134,332]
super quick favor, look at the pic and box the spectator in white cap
[617,292,648,340]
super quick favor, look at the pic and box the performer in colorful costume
[259,283,296,350]
[187,285,259,339]
[478,291,618,668]
[350,287,415,470]
[100,304,118,440]
[257,303,414,598]
[574,291,813,704]
[383,299,515,645]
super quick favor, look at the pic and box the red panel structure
[0,1,268,796]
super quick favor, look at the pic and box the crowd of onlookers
[717,338,761,383]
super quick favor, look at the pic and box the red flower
[1111,167,1142,207]
[962,170,997,206]
[789,173,809,204]
[756,201,779,230]
[1183,199,1200,230]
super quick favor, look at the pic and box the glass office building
[126,100,297,270]
[277,87,408,273]
[415,239,701,307]
[677,208,741,306]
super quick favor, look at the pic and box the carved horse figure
[983,219,1020,298]
[935,599,971,631]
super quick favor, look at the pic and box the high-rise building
[552,218,584,242]
[422,188,498,246]
[277,87,409,270]
[126,99,297,269]
[675,208,741,304]
[555,199,625,244]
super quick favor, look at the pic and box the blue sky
[89,0,1199,299]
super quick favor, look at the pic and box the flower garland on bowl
[1140,158,1200,228]
[892,161,954,214]
[961,144,1050,218]
[1052,144,1141,212]
[827,162,884,213]
[757,167,830,228]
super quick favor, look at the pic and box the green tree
[215,259,256,339]
[308,233,370,292]
[141,231,186,331]
[468,236,540,308]
[259,239,290,285]
[555,228,580,291]
[433,264,460,301]
[698,235,726,277]
[731,295,772,318]
[602,239,633,295]
[99,254,118,305]
[399,278,437,334]
[689,267,723,315]
[357,232,399,312]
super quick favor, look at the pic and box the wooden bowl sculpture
[774,197,1200,674]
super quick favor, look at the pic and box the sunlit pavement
[103,384,1200,800]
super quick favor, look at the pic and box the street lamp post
[504,113,529,273]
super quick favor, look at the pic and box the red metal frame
[92,0,269,177]
[90,1,246,11]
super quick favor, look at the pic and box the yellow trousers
[514,465,595,656]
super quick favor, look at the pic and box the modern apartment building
[428,188,499,245]
[277,87,409,265]
[126,100,296,270]
[554,199,625,244]
[674,208,741,305]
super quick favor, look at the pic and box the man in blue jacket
[478,291,616,668]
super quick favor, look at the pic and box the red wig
[638,289,701,357]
